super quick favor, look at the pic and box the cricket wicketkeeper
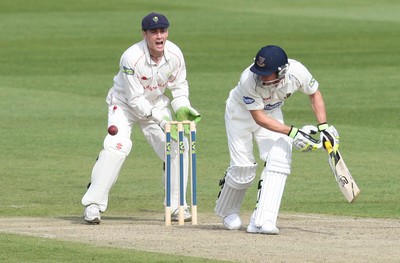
[81,12,201,224]
[215,45,339,234]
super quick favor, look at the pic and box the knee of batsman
[223,165,258,189]
[264,157,292,175]
[103,134,132,156]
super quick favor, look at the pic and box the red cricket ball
[108,125,118,136]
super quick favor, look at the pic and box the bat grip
[324,140,334,153]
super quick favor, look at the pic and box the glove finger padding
[183,124,190,135]
[169,125,179,141]
[175,106,201,123]
[289,127,321,152]
[319,125,340,150]
[300,125,318,136]
[296,131,320,152]
[175,106,201,135]
[160,116,179,141]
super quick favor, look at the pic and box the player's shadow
[58,215,164,225]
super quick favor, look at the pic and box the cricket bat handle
[324,140,334,153]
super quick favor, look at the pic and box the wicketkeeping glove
[288,125,321,152]
[151,107,179,141]
[317,123,339,151]
[175,106,201,134]
[159,117,178,141]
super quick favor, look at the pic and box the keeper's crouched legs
[215,164,258,230]
[81,134,132,223]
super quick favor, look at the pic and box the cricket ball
[108,125,118,136]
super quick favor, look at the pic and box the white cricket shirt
[108,39,189,119]
[229,59,319,112]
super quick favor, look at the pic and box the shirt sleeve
[290,61,319,95]
[238,72,265,111]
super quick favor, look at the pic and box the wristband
[317,122,329,131]
[288,126,298,138]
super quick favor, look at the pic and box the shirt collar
[142,40,170,65]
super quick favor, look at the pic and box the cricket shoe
[83,204,101,224]
[247,215,279,235]
[171,208,192,222]
[222,214,242,230]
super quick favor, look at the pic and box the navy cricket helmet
[250,45,288,76]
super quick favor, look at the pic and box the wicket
[165,121,197,226]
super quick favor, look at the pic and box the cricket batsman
[215,45,339,234]
[81,12,201,224]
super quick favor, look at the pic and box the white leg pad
[254,138,292,227]
[81,135,132,212]
[215,164,258,217]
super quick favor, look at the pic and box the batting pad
[214,164,258,217]
[254,138,291,227]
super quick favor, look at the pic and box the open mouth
[155,40,164,48]
[263,78,281,87]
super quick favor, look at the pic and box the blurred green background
[1,0,399,261]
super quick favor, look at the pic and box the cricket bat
[324,140,360,203]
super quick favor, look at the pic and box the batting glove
[175,106,201,134]
[317,123,339,151]
[288,126,321,152]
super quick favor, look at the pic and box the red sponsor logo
[144,82,167,91]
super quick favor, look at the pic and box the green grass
[0,233,222,263]
[1,0,400,261]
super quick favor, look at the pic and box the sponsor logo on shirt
[309,78,316,88]
[243,96,255,104]
[264,102,282,110]
[122,66,134,75]
[144,82,168,91]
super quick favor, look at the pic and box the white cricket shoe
[83,204,101,224]
[171,208,192,222]
[222,214,242,230]
[247,215,279,235]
